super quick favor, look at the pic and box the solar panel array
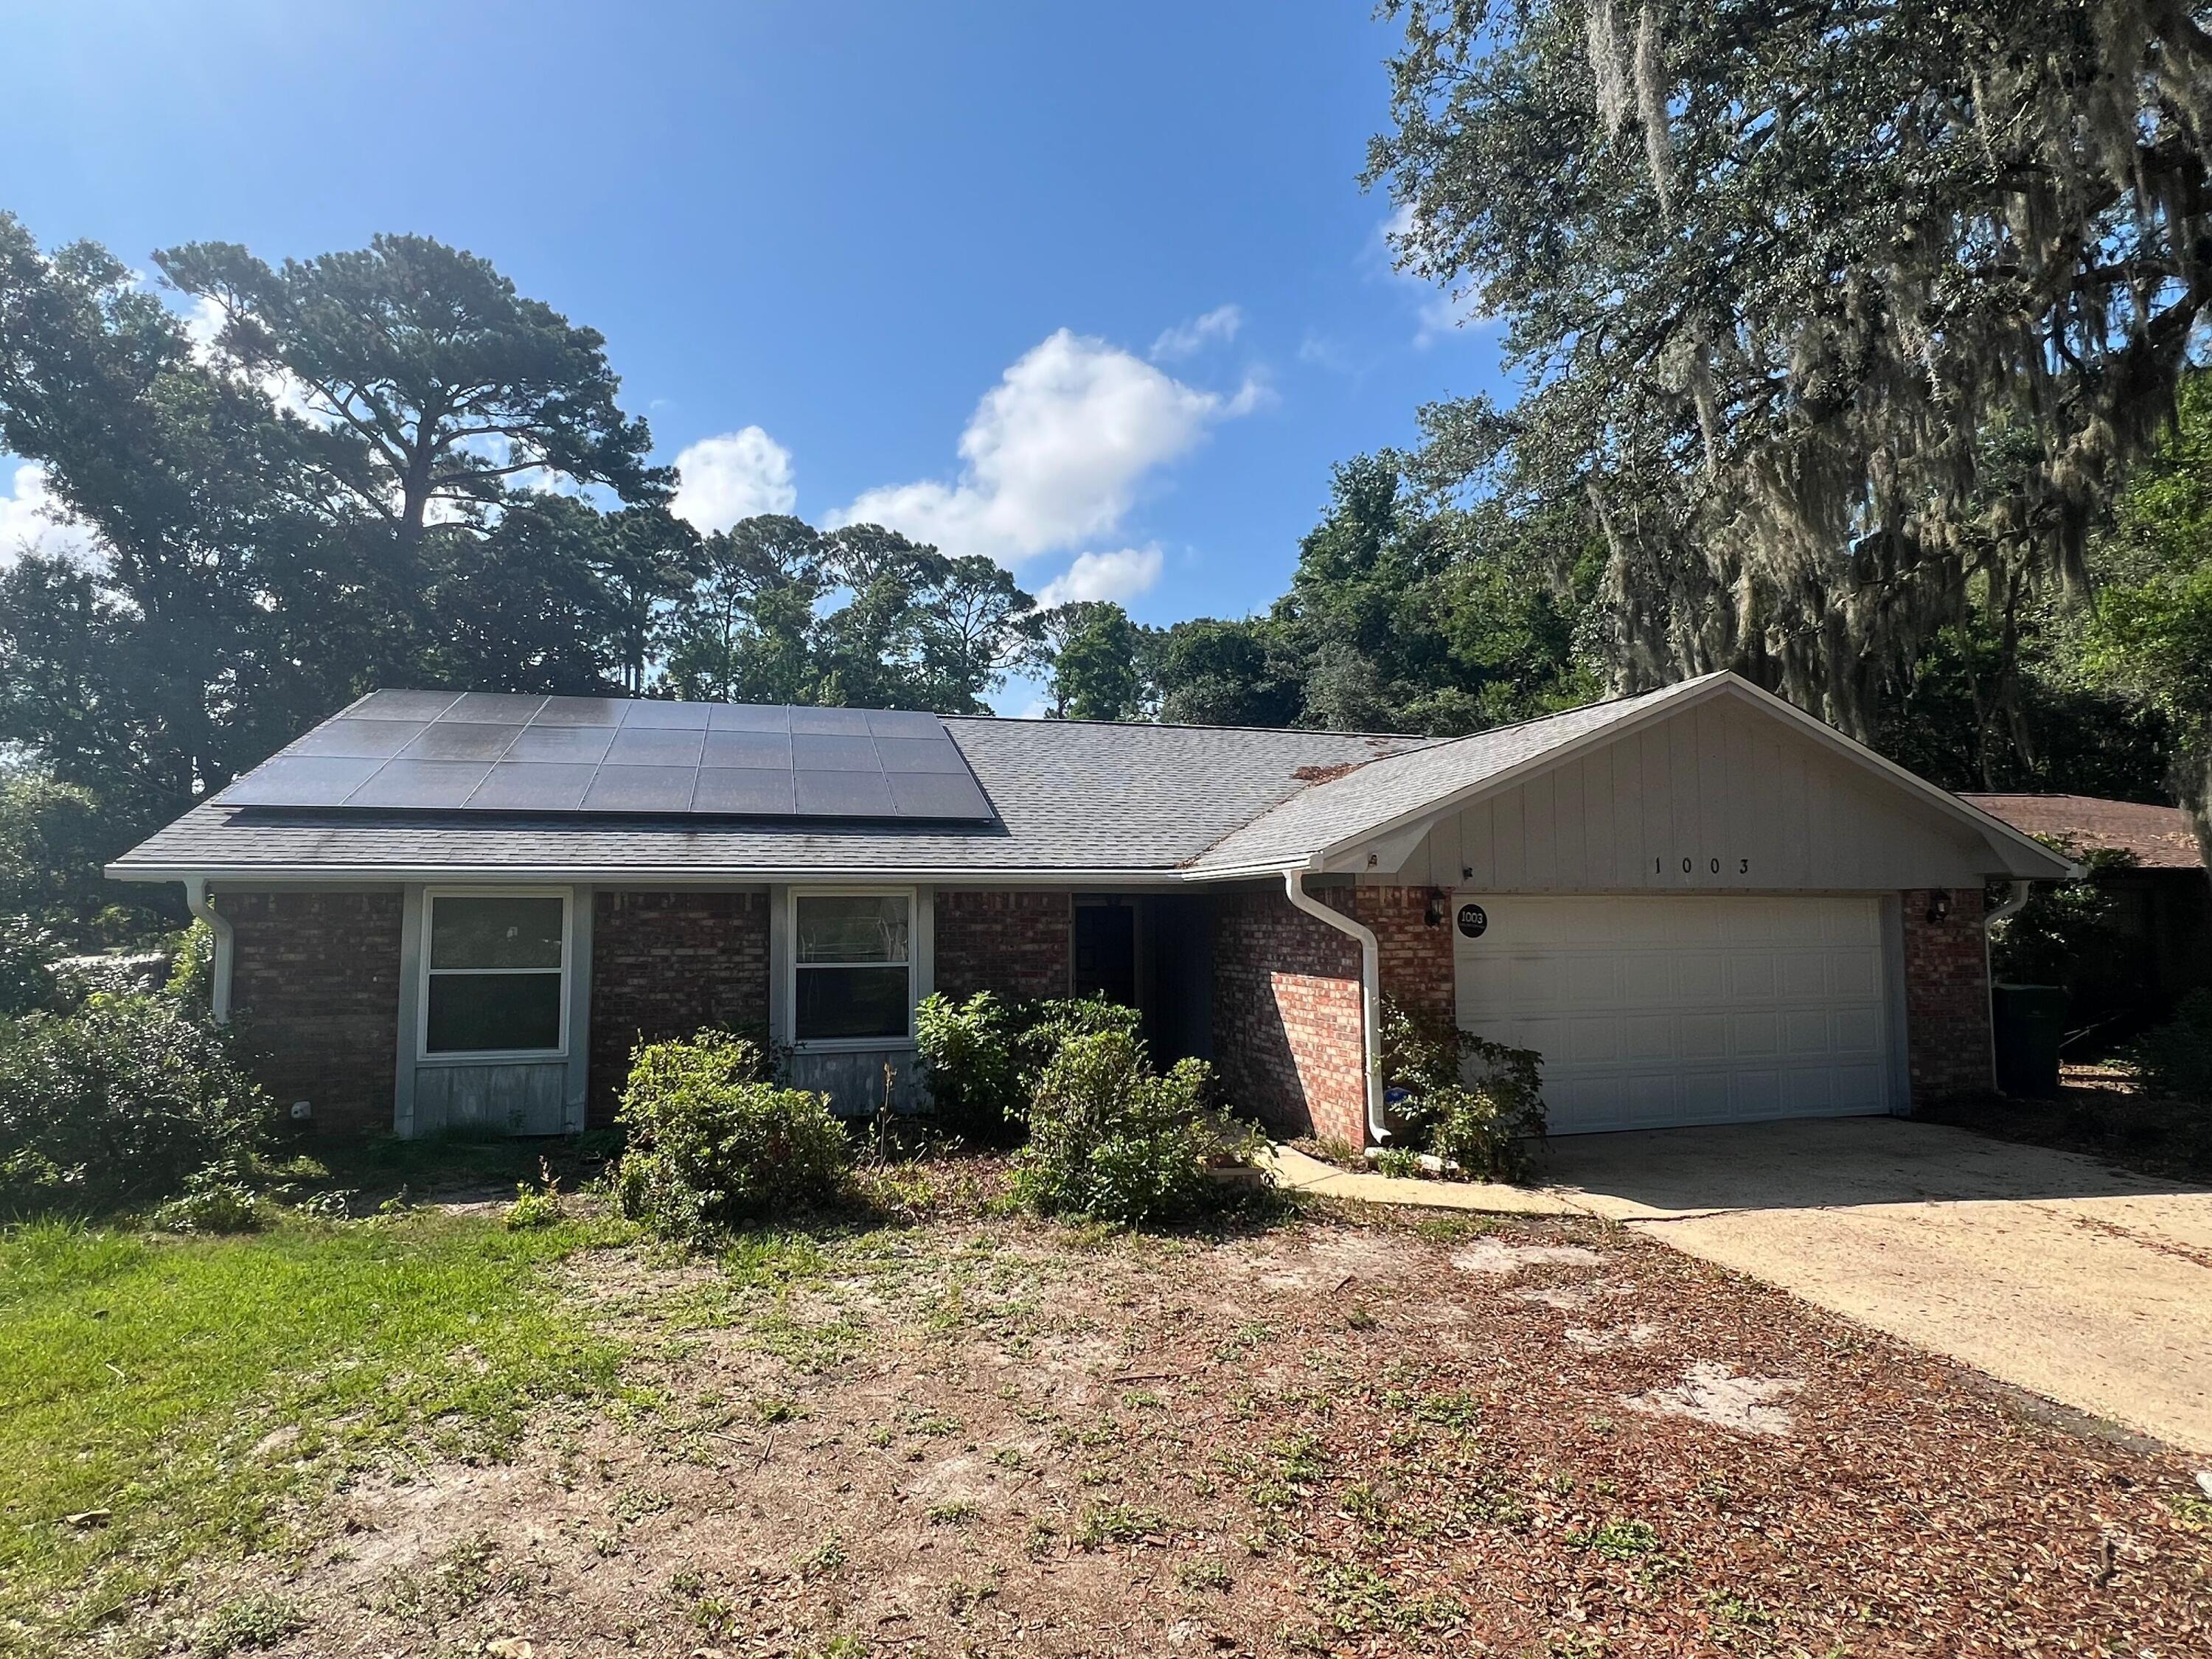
[212,691,996,822]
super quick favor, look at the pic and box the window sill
[417,1050,570,1068]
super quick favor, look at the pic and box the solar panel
[212,692,996,823]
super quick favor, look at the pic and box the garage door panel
[1779,953,1828,998]
[1731,1009,1781,1055]
[1728,954,1780,1001]
[1834,1006,1882,1052]
[1565,956,1618,1003]
[1678,1012,1728,1059]
[1830,953,1879,998]
[1686,956,1736,1001]
[1618,1013,1679,1064]
[1456,895,1894,1135]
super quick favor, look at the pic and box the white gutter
[179,875,234,1025]
[1982,878,2032,1089]
[1984,879,2031,931]
[108,862,1243,887]
[1281,866,1388,1147]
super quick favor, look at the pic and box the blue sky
[0,0,1508,709]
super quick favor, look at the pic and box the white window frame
[417,886,573,1064]
[787,885,917,1052]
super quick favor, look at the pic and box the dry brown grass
[115,1168,2212,1658]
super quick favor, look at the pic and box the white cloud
[0,461,100,568]
[1035,545,1164,609]
[1382,204,1491,347]
[1150,303,1243,362]
[835,329,1242,565]
[670,426,798,533]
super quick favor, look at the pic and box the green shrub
[505,1158,565,1231]
[916,992,1144,1144]
[0,991,276,1216]
[1372,1145,1425,1180]
[150,1163,263,1234]
[2129,989,2212,1101]
[914,990,1021,1142]
[167,918,216,1004]
[1012,1029,1262,1225]
[0,917,58,1017]
[1380,997,1546,1183]
[614,1030,850,1241]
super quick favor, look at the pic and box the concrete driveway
[1537,1118,2212,1456]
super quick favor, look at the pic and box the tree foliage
[1369,0,2212,757]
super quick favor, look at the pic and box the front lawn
[0,1210,629,1652]
[6,1167,2209,1657]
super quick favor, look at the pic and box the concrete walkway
[1275,1119,2212,1456]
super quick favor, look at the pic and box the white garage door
[1453,895,1896,1135]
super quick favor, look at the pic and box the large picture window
[422,891,568,1057]
[793,891,911,1043]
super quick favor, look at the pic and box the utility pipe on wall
[180,875,234,1026]
[1281,867,1389,1147]
[1981,878,2031,1089]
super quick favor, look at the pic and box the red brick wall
[220,889,402,1136]
[933,889,1071,1003]
[1902,886,1992,1105]
[1348,886,1456,1027]
[590,890,770,1121]
[1210,886,1368,1147]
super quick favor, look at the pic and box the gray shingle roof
[114,710,1429,880]
[1190,680,1695,872]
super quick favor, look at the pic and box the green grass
[0,1209,630,1650]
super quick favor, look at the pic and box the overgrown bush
[150,1161,262,1234]
[506,1158,566,1231]
[614,1030,849,1240]
[0,917,57,1017]
[0,990,276,1216]
[1380,997,1546,1183]
[2129,989,2212,1102]
[914,991,1022,1141]
[915,992,1144,1144]
[1012,1029,1263,1225]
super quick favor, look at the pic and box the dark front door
[1073,903,1137,1006]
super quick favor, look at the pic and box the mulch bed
[186,1189,2210,1658]
[1926,1064,2212,1184]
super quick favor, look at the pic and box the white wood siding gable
[1375,693,1997,894]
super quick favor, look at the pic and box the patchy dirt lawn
[160,1186,2210,1658]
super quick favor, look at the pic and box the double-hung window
[422,891,569,1057]
[793,891,912,1043]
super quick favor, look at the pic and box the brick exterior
[1210,886,1367,1147]
[220,888,403,1136]
[589,890,770,1121]
[933,889,1071,1003]
[1347,886,1456,1027]
[1902,886,1993,1105]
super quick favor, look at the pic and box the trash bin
[1992,984,2067,1098]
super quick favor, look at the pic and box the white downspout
[181,876,234,1026]
[1982,879,2031,1090]
[1281,867,1389,1147]
[1983,879,2031,932]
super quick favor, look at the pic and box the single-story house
[1961,792,2211,1026]
[109,671,2072,1146]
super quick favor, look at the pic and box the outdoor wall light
[1926,891,1952,925]
[1425,890,1448,927]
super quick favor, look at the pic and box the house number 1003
[1659,857,1750,874]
